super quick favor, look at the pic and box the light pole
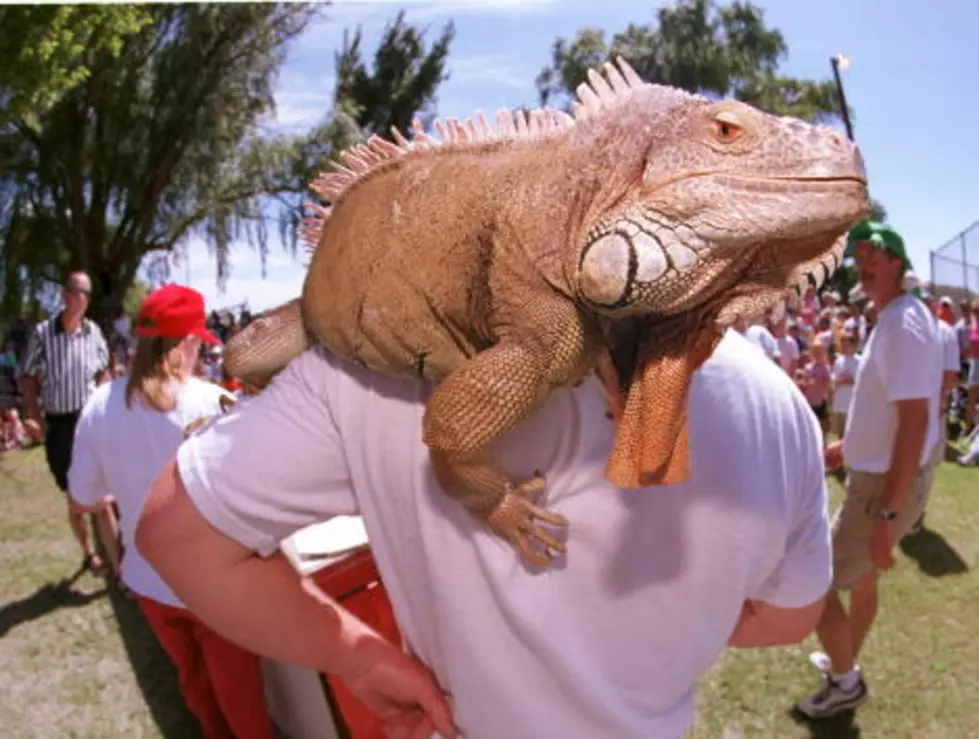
[830,53,854,141]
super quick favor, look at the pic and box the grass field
[1,444,976,738]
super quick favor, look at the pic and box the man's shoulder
[879,296,938,338]
[30,318,53,337]
[83,318,106,339]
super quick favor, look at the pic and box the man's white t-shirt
[70,376,233,607]
[938,320,960,376]
[843,294,943,473]
[831,352,860,415]
[744,324,780,361]
[176,331,831,739]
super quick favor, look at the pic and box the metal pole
[962,233,970,297]
[830,56,855,141]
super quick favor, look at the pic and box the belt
[46,410,82,421]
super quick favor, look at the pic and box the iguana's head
[573,61,869,328]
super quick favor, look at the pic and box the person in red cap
[67,284,277,739]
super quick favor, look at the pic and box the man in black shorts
[20,271,119,577]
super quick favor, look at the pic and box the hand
[24,417,44,441]
[825,440,843,471]
[343,641,458,739]
[869,518,896,570]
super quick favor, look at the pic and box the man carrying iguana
[136,58,868,737]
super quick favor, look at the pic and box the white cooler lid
[280,516,370,576]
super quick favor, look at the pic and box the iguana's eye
[710,112,744,143]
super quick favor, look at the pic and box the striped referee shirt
[20,313,109,414]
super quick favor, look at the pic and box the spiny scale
[298,56,653,257]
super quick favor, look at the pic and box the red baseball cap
[136,284,221,345]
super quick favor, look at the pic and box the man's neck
[60,312,82,334]
[871,284,904,311]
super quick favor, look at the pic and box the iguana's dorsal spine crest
[296,56,837,307]
[299,56,654,256]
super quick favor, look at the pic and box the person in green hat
[796,219,944,718]
[796,220,943,718]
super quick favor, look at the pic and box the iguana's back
[302,131,584,382]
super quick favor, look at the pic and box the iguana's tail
[223,297,310,389]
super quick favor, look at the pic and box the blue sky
[169,0,979,312]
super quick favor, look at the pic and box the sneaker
[906,514,924,537]
[795,671,871,718]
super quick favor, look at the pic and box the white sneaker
[795,670,871,718]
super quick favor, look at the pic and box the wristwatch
[874,508,898,521]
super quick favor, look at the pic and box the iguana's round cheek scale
[578,234,631,305]
[633,232,670,281]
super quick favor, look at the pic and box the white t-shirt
[843,294,943,473]
[938,320,960,375]
[69,376,233,607]
[831,352,860,414]
[744,324,780,361]
[777,334,800,372]
[176,332,831,739]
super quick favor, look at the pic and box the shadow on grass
[788,707,861,738]
[105,585,204,739]
[899,527,969,578]
[0,566,106,637]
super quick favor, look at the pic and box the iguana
[225,57,868,566]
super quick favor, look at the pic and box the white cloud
[270,86,336,131]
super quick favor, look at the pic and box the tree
[333,10,455,136]
[535,0,839,122]
[1,4,458,328]
[0,3,321,326]
[0,5,151,124]
[122,279,151,320]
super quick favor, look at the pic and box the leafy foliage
[334,10,455,136]
[0,5,151,124]
[1,3,320,325]
[0,3,456,326]
[535,0,840,122]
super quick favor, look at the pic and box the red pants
[137,596,276,739]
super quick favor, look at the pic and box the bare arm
[941,370,958,402]
[727,596,826,648]
[879,398,929,511]
[136,459,456,736]
[19,374,41,424]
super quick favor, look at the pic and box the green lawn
[1,444,976,738]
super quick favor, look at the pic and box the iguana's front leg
[422,300,596,566]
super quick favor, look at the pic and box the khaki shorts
[831,467,929,591]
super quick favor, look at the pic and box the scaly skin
[225,57,869,567]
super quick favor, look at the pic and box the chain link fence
[930,220,979,303]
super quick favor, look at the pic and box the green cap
[845,220,912,273]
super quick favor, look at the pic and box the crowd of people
[1,299,255,452]
[736,276,979,465]
[1,219,978,737]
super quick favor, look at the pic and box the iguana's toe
[487,483,569,566]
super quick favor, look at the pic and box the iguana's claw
[487,475,569,566]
